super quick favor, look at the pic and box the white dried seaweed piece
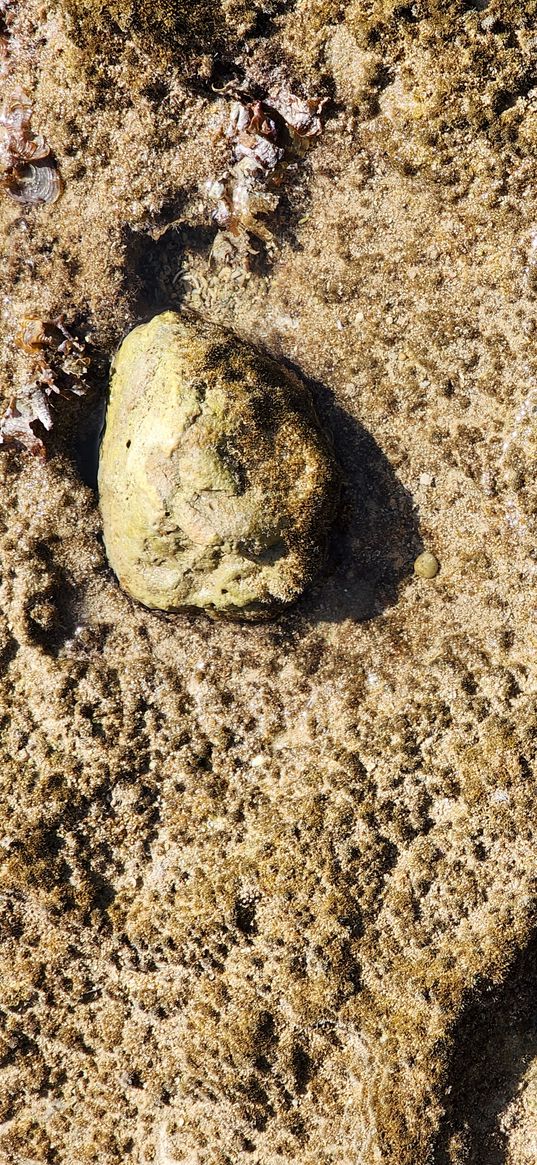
[233,135,284,171]
[206,175,233,229]
[226,100,251,138]
[6,158,63,204]
[268,91,328,138]
[0,369,66,454]
[24,383,54,428]
[0,391,51,456]
[233,157,278,205]
[212,200,233,230]
[0,89,57,180]
[0,91,32,132]
[207,153,281,243]
[0,412,45,454]
[226,98,283,173]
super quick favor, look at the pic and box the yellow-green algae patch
[57,0,268,66]
[98,312,338,620]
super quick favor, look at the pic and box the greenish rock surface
[98,311,337,620]
[413,551,440,580]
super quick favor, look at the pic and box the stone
[98,311,338,620]
[414,550,440,579]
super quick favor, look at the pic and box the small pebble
[414,551,440,579]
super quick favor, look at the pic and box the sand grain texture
[0,1,537,1162]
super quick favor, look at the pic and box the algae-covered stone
[414,551,440,579]
[98,311,338,620]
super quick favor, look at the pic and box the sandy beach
[0,1,536,1161]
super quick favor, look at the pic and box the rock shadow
[70,298,422,626]
[70,211,422,625]
[283,367,423,624]
[24,545,81,657]
[124,217,217,317]
[434,932,537,1164]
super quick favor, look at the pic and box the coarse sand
[0,1,536,1162]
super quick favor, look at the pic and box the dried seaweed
[0,86,63,204]
[206,87,327,266]
[0,318,89,456]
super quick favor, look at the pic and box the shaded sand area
[1,1,537,1161]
